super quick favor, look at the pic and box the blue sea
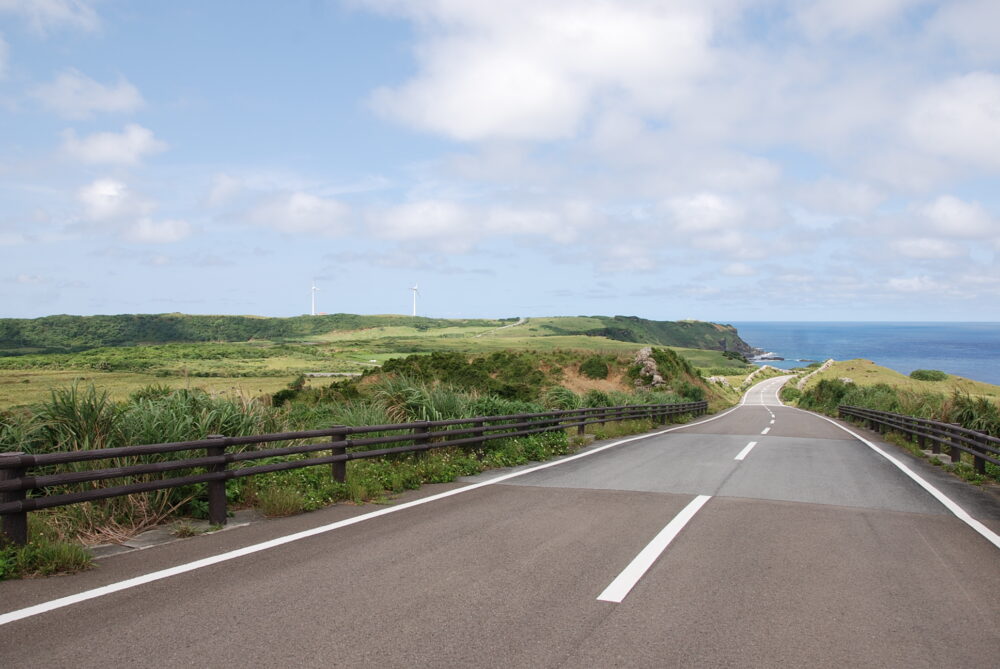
[730,322,1000,386]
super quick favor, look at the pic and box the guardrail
[838,405,1000,473]
[0,401,707,546]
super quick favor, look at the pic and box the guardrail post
[0,453,28,546]
[331,426,349,484]
[206,435,228,526]
[413,422,431,456]
[472,419,486,448]
[577,409,587,436]
[973,438,986,474]
[948,423,963,465]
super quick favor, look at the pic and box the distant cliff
[581,316,756,355]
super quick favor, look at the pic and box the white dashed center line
[597,495,712,603]
[735,441,758,461]
[761,427,771,435]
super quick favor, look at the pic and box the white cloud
[33,69,144,119]
[0,0,99,33]
[61,124,167,165]
[15,273,45,284]
[125,218,191,244]
[75,178,190,243]
[666,192,743,232]
[723,262,756,277]
[890,237,963,259]
[905,72,1000,170]
[887,275,947,293]
[77,178,152,222]
[367,200,473,252]
[792,0,925,39]
[918,195,997,238]
[366,0,713,141]
[796,179,884,217]
[206,174,244,207]
[367,198,602,253]
[206,174,243,207]
[927,0,1000,62]
[246,192,351,236]
[0,34,8,79]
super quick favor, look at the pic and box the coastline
[731,321,1000,386]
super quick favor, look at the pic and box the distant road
[2,376,998,667]
[475,316,527,337]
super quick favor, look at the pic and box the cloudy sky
[2,0,998,321]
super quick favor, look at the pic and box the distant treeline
[0,313,499,353]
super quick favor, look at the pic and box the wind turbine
[311,281,320,316]
[411,283,420,317]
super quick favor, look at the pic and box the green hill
[0,313,754,355]
[0,313,501,353]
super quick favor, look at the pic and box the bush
[542,386,581,410]
[910,369,948,381]
[0,537,92,580]
[579,356,610,380]
[780,386,801,402]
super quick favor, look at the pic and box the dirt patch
[558,367,631,394]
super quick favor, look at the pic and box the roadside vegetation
[0,314,754,408]
[0,345,726,579]
[783,360,1000,484]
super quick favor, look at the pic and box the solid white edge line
[792,407,1000,551]
[734,441,758,461]
[0,400,753,627]
[596,495,712,603]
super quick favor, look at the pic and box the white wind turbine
[311,281,320,316]
[411,283,420,317]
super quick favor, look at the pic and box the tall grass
[1,372,711,556]
[798,380,1000,437]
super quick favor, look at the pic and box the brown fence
[0,401,707,546]
[838,405,1000,473]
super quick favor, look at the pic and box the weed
[255,486,308,517]
[171,522,204,538]
[0,536,92,580]
[948,461,986,485]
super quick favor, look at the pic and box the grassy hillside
[0,313,754,355]
[798,359,1000,401]
[0,313,504,353]
[0,314,755,408]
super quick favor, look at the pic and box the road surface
[2,376,999,667]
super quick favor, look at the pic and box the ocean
[729,322,1000,386]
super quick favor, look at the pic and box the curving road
[2,377,999,667]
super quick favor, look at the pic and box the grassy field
[0,370,297,406]
[0,318,751,408]
[801,359,1000,399]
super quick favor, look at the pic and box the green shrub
[542,386,581,410]
[582,389,611,408]
[780,386,801,402]
[910,369,948,381]
[255,486,307,516]
[579,356,610,380]
[0,537,92,580]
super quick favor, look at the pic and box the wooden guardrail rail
[0,401,707,546]
[838,405,1000,473]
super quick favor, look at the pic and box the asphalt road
[2,376,999,667]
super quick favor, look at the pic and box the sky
[1,0,999,322]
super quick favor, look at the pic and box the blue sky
[1,0,998,321]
